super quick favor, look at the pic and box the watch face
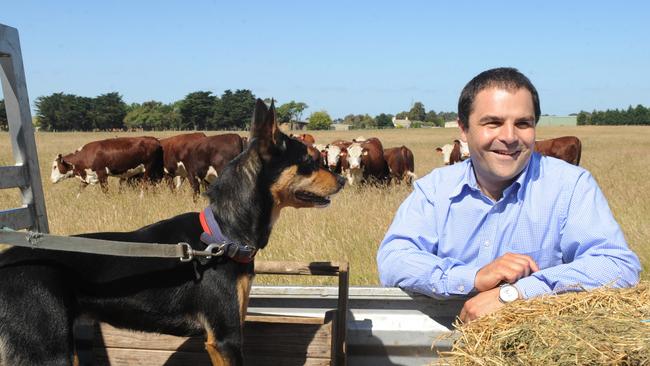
[499,285,519,303]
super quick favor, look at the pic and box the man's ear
[458,118,468,143]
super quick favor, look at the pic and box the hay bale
[436,283,650,365]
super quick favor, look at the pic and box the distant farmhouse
[332,123,351,131]
[537,116,577,127]
[279,120,308,132]
[444,121,458,128]
[392,116,412,128]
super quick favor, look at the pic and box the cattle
[159,132,207,189]
[534,136,582,165]
[296,133,316,145]
[313,143,329,168]
[436,140,470,165]
[325,140,352,173]
[184,133,245,194]
[344,137,390,185]
[51,136,164,193]
[384,146,417,185]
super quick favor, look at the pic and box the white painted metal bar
[249,286,465,365]
[0,23,49,232]
[0,165,27,189]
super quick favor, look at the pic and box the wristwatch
[498,284,520,303]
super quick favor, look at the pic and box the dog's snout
[336,174,346,188]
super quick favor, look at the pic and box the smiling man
[376,67,641,322]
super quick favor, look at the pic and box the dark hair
[457,67,541,129]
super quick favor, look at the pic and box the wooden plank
[0,165,27,189]
[93,348,211,366]
[0,206,32,231]
[93,348,331,366]
[255,261,344,276]
[246,314,327,324]
[93,319,332,358]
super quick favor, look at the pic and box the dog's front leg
[205,326,243,366]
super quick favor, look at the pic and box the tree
[395,111,408,119]
[34,93,93,131]
[408,102,426,122]
[212,89,256,130]
[91,92,127,130]
[124,101,181,130]
[375,113,394,129]
[307,111,332,130]
[0,99,7,131]
[179,91,216,130]
[276,101,308,124]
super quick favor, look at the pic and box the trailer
[0,23,460,365]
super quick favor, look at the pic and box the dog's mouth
[295,190,331,207]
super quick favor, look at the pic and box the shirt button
[483,240,490,247]
[458,285,465,292]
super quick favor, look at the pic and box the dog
[0,99,345,366]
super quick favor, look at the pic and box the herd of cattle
[49,132,582,195]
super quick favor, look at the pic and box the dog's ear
[250,98,284,158]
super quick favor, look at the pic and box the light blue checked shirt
[377,152,641,299]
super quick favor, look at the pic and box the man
[376,67,641,322]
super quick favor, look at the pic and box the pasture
[1,126,649,285]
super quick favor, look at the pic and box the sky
[2,1,649,120]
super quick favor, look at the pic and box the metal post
[0,23,49,232]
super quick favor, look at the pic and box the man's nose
[499,123,517,144]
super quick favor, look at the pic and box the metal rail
[0,23,49,232]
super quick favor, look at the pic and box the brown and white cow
[296,133,316,145]
[159,132,207,189]
[436,140,469,165]
[534,136,582,165]
[344,137,390,185]
[325,140,353,173]
[51,136,164,193]
[384,146,417,185]
[184,133,245,194]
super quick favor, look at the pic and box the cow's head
[51,154,75,183]
[326,144,342,170]
[346,143,364,170]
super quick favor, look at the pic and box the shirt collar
[448,152,537,201]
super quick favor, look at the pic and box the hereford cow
[51,136,164,193]
[384,146,417,185]
[534,136,582,165]
[325,140,352,173]
[344,137,390,185]
[184,133,245,194]
[436,140,469,165]
[159,132,206,189]
[296,133,316,145]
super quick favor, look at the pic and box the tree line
[13,97,647,132]
[577,105,650,125]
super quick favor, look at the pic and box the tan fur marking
[205,327,230,365]
[237,273,253,327]
[270,165,341,210]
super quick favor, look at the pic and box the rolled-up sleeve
[515,171,641,299]
[377,181,477,296]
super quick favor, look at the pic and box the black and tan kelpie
[0,99,346,366]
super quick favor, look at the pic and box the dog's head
[248,99,345,209]
[207,99,345,249]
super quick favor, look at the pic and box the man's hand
[459,287,505,323]
[474,252,539,292]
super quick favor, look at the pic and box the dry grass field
[1,126,649,286]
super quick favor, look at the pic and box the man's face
[459,86,536,196]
